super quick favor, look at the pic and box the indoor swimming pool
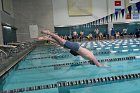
[1,38,140,93]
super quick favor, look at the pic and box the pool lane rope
[18,56,136,70]
[25,54,73,60]
[1,73,140,93]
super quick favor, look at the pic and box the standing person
[94,28,99,40]
[116,32,120,39]
[89,33,93,41]
[135,29,140,38]
[111,28,115,40]
[122,28,127,38]
[72,31,78,41]
[99,32,103,40]
[79,31,84,41]
[39,30,108,68]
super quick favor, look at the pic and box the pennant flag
[128,6,132,15]
[86,24,88,28]
[102,17,104,24]
[93,21,95,25]
[95,20,97,25]
[110,14,113,22]
[97,20,99,25]
[90,22,92,26]
[136,2,140,13]
[98,19,100,25]
[115,1,121,6]
[106,16,108,23]
[121,9,125,18]
[115,12,118,20]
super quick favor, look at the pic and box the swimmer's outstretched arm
[38,36,57,43]
[77,47,103,67]
[41,30,66,46]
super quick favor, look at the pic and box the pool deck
[0,46,35,78]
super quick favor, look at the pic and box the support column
[0,13,3,44]
[0,0,3,44]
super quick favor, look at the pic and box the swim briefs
[64,41,80,51]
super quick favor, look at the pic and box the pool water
[1,39,140,93]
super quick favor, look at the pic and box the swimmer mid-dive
[38,30,109,68]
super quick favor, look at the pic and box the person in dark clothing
[136,29,140,38]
